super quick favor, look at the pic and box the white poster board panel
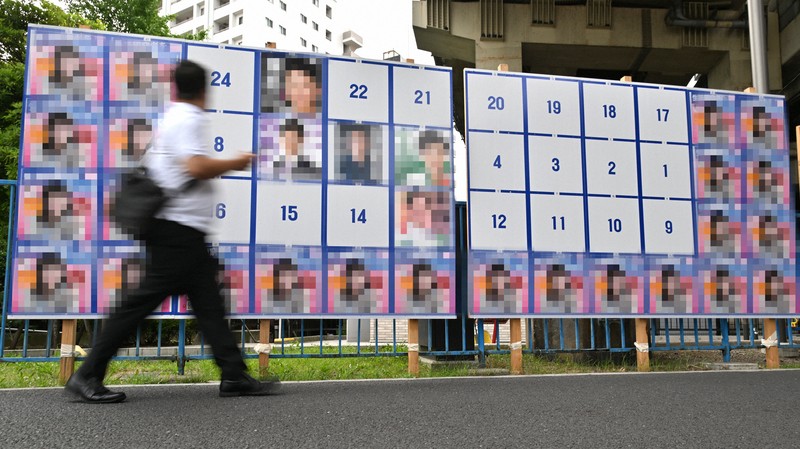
[639,143,692,199]
[584,140,639,196]
[207,112,254,177]
[582,83,635,139]
[468,132,525,191]
[530,194,586,253]
[393,67,452,128]
[587,197,642,254]
[208,178,252,244]
[526,78,581,136]
[327,60,389,123]
[255,182,322,246]
[466,72,524,132]
[327,184,389,247]
[642,199,694,255]
[637,88,689,143]
[469,191,528,251]
[528,136,583,194]
[186,45,255,113]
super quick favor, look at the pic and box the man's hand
[186,153,257,179]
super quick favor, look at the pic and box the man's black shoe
[65,373,126,404]
[219,373,282,397]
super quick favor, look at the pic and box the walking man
[66,60,279,403]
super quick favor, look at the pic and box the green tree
[66,0,207,40]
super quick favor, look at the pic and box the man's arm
[186,153,256,180]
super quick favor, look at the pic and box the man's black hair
[173,60,206,100]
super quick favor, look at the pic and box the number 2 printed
[211,71,231,87]
[349,83,368,99]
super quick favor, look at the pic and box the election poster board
[10,25,455,319]
[465,68,798,317]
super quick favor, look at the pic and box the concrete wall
[415,1,785,92]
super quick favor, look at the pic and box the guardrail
[1,181,796,376]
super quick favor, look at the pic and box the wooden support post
[408,319,419,376]
[620,75,632,83]
[58,319,77,385]
[258,319,271,376]
[634,318,650,372]
[510,319,523,374]
[764,318,780,369]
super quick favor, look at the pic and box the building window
[312,44,318,52]
[300,38,307,47]
[312,21,319,31]
[326,5,332,18]
[199,6,205,15]
[325,30,331,41]
[301,14,307,24]
[313,0,319,6]
[238,16,244,25]
[280,1,286,11]
[266,18,273,27]
[280,25,286,35]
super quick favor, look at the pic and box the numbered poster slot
[582,83,635,139]
[208,113,254,177]
[327,60,389,123]
[326,185,389,248]
[469,192,528,251]
[529,194,586,253]
[209,179,252,244]
[255,182,322,246]
[186,45,256,113]
[587,197,641,254]
[637,88,689,143]
[642,199,694,255]
[465,72,524,132]
[584,140,639,196]
[393,67,452,128]
[528,136,583,194]
[526,78,581,136]
[467,132,525,191]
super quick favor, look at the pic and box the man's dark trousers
[77,219,247,381]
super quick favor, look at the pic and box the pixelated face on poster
[472,253,528,315]
[748,211,794,259]
[259,116,323,181]
[215,246,250,315]
[328,252,388,314]
[697,203,744,256]
[261,57,322,115]
[396,190,451,247]
[746,159,789,205]
[395,128,451,188]
[692,97,736,146]
[533,257,586,314]
[702,266,746,314]
[13,246,91,314]
[332,123,385,184]
[255,248,321,314]
[24,107,99,169]
[108,116,154,168]
[592,259,644,314]
[98,248,145,314]
[19,178,95,241]
[740,100,785,150]
[109,40,181,107]
[753,266,797,314]
[648,261,695,314]
[28,32,103,101]
[395,252,454,314]
[696,153,742,201]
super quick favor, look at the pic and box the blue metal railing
[2,179,798,371]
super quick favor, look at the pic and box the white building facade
[161,0,346,54]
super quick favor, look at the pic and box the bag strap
[141,141,198,197]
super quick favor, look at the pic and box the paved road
[1,370,798,448]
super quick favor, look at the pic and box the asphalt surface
[1,370,799,448]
